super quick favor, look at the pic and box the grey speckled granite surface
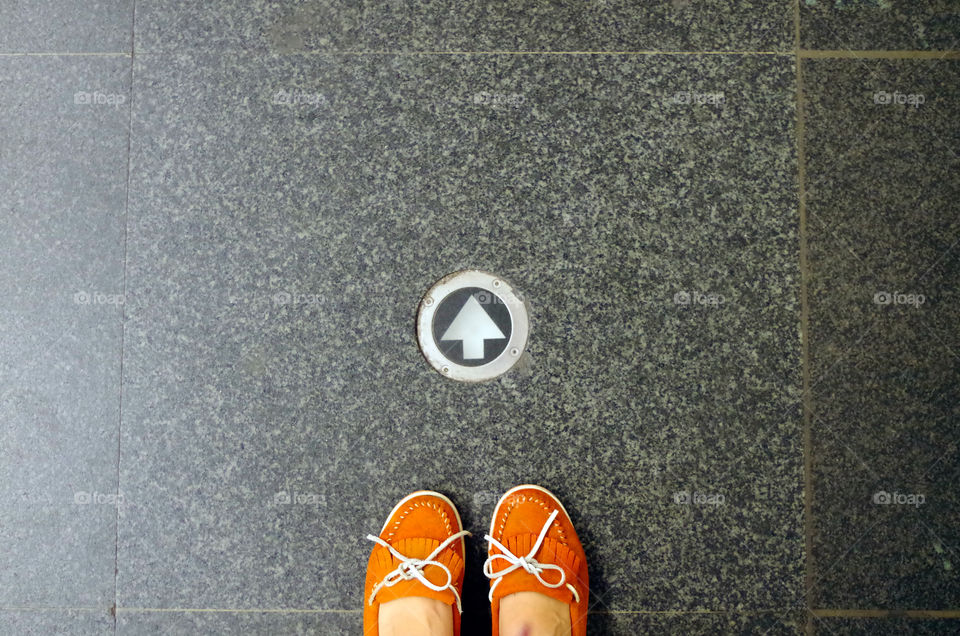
[135,0,794,54]
[815,618,960,635]
[115,609,805,635]
[117,610,808,635]
[589,610,805,635]
[805,59,960,609]
[0,609,113,635]
[800,1,960,51]
[117,50,802,623]
[0,2,133,53]
[0,57,128,609]
[116,610,360,635]
[115,610,808,634]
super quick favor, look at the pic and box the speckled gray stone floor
[2,2,959,636]
[118,49,802,621]
[804,58,960,610]
[800,1,960,51]
[133,1,794,54]
[0,609,114,635]
[0,55,128,610]
[813,617,960,635]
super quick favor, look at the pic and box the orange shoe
[363,491,471,635]
[483,485,589,636]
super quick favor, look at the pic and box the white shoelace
[482,509,581,603]
[366,530,471,614]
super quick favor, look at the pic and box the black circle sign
[431,287,513,367]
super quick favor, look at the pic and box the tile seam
[3,50,960,58]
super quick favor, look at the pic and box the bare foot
[378,596,454,636]
[499,591,572,636]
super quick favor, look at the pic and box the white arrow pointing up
[440,295,506,360]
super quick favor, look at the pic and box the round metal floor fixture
[417,270,530,382]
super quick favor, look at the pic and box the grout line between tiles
[5,606,960,618]
[0,52,132,56]
[3,49,959,58]
[592,610,793,615]
[0,608,108,612]
[0,608,797,614]
[273,49,791,55]
[799,49,960,59]
[794,2,816,636]
[112,2,137,633]
[114,608,361,614]
[813,610,960,619]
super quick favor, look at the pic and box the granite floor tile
[116,610,360,635]
[804,59,960,609]
[800,0,960,51]
[115,609,806,635]
[134,0,793,54]
[588,610,805,635]
[0,609,113,636]
[814,617,960,635]
[0,1,133,54]
[116,609,805,635]
[0,57,129,608]
[118,51,801,616]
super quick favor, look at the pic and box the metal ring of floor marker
[417,270,530,382]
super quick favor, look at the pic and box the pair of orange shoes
[363,485,589,635]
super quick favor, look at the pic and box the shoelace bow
[366,530,471,614]
[482,509,581,603]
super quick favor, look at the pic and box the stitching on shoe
[385,498,454,541]
[495,495,567,543]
